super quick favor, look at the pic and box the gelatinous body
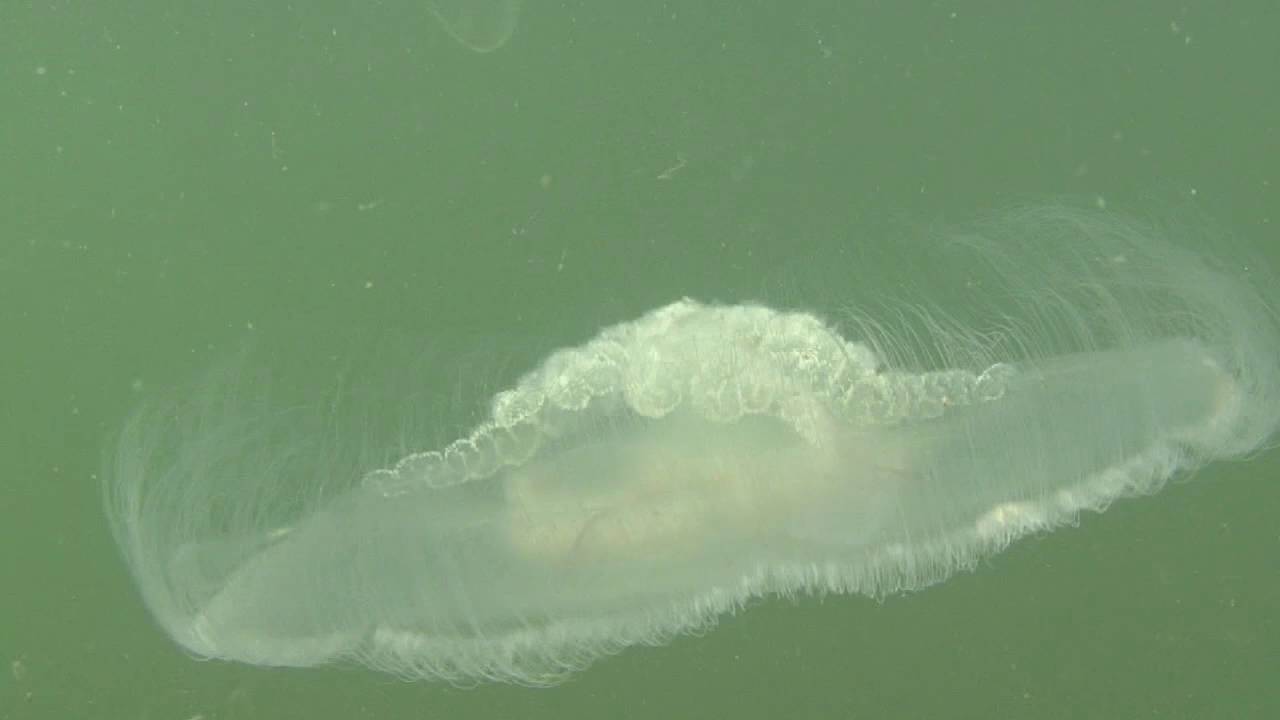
[105,206,1280,685]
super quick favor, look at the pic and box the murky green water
[3,3,1277,718]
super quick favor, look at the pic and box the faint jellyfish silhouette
[428,0,523,52]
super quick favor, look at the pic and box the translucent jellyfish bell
[427,0,523,53]
[104,205,1280,685]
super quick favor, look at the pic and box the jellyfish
[427,0,522,53]
[104,205,1280,685]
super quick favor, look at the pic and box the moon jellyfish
[104,205,1280,685]
[427,0,522,53]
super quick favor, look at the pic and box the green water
[3,2,1277,718]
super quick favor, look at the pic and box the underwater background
[3,2,1278,718]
